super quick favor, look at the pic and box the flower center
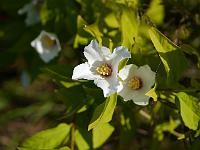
[41,35,56,49]
[128,76,143,90]
[96,63,112,77]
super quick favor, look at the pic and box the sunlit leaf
[60,81,80,88]
[153,118,184,141]
[176,92,200,130]
[195,129,200,138]
[88,94,117,131]
[149,27,188,83]
[20,123,71,149]
[75,129,91,150]
[121,8,138,49]
[39,1,51,25]
[84,22,103,45]
[93,123,114,148]
[104,13,119,28]
[18,147,71,150]
[146,0,164,25]
[74,15,91,48]
[115,0,138,8]
[145,83,157,101]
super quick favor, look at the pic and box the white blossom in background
[31,30,61,63]
[118,64,156,105]
[72,40,131,97]
[18,0,40,26]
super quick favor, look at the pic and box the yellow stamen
[41,35,56,49]
[128,76,142,90]
[96,63,112,77]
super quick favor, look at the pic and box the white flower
[18,0,40,26]
[118,64,156,105]
[31,30,61,63]
[72,40,131,97]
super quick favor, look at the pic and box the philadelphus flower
[118,64,156,105]
[72,40,131,97]
[18,0,40,26]
[31,31,61,63]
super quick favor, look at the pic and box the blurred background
[0,0,200,150]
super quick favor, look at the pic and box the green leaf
[59,147,71,150]
[20,123,71,149]
[40,1,52,25]
[57,85,87,117]
[88,94,117,131]
[75,129,91,150]
[43,64,74,82]
[149,27,188,83]
[176,92,200,130]
[93,123,114,148]
[195,129,200,138]
[74,15,90,48]
[121,8,138,49]
[145,83,157,101]
[60,81,80,88]
[153,118,184,141]
[118,58,129,71]
[84,22,103,45]
[115,0,138,8]
[18,147,70,150]
[181,44,200,68]
[104,13,119,28]
[146,0,164,25]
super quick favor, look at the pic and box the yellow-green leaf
[121,8,138,49]
[20,123,71,149]
[93,123,114,148]
[149,27,188,83]
[88,94,117,131]
[145,83,157,101]
[176,92,200,130]
[146,0,164,25]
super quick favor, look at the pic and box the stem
[171,130,185,139]
[71,123,75,150]
[139,109,151,120]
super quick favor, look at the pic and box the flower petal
[118,64,138,80]
[110,46,131,67]
[132,96,150,106]
[84,40,104,65]
[31,31,61,63]
[118,83,134,101]
[135,65,156,89]
[118,64,155,106]
[101,46,111,56]
[94,76,119,97]
[72,63,96,80]
[40,49,60,63]
[31,39,43,54]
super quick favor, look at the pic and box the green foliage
[145,84,157,102]
[75,129,91,150]
[18,146,71,150]
[121,8,138,49]
[146,0,164,25]
[0,0,200,149]
[88,94,117,131]
[176,92,200,130]
[19,123,71,149]
[154,118,184,141]
[149,27,188,84]
[93,123,114,148]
